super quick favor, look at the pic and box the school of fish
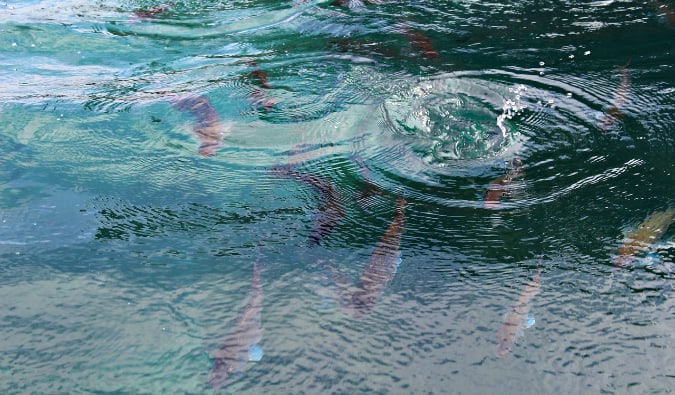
[123,2,675,388]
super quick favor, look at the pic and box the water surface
[1,0,674,393]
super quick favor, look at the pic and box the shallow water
[1,0,674,394]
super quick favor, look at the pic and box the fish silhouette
[271,165,345,247]
[598,59,631,133]
[401,25,439,60]
[496,269,541,358]
[613,208,675,267]
[171,95,228,156]
[130,3,172,22]
[208,248,265,390]
[332,196,406,318]
[247,61,276,111]
[483,158,523,209]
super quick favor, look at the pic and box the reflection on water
[1,0,675,393]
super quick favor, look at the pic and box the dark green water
[1,0,674,393]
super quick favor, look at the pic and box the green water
[1,0,674,394]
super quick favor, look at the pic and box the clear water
[1,0,674,393]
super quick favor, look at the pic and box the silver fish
[209,249,265,390]
[496,269,540,358]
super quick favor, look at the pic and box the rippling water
[1,0,674,393]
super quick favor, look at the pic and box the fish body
[496,270,541,358]
[171,95,227,156]
[130,3,172,21]
[483,159,523,209]
[209,253,265,390]
[271,166,345,247]
[345,196,406,317]
[247,62,276,111]
[614,208,675,267]
[402,26,439,60]
[599,59,631,133]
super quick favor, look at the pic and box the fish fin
[525,313,536,329]
[393,255,403,275]
[248,344,264,362]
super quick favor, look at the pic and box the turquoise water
[1,0,674,393]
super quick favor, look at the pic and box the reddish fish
[483,158,523,209]
[401,25,439,60]
[340,196,406,318]
[130,3,172,22]
[598,59,631,133]
[209,249,265,390]
[613,208,675,267]
[496,270,541,358]
[271,165,346,247]
[247,61,276,111]
[171,95,227,156]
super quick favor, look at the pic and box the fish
[483,158,523,209]
[341,196,406,317]
[247,61,276,111]
[130,3,172,22]
[271,165,345,247]
[171,94,228,156]
[496,269,541,358]
[208,248,265,390]
[613,208,675,267]
[598,59,631,133]
[401,25,439,60]
[350,153,385,212]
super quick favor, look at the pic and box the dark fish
[247,61,276,111]
[271,165,345,247]
[350,153,385,212]
[496,269,541,358]
[342,196,406,317]
[613,208,675,267]
[483,158,523,209]
[130,3,172,21]
[171,95,228,156]
[599,59,631,133]
[402,26,439,60]
[209,249,265,390]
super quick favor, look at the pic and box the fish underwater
[483,158,523,209]
[171,94,229,157]
[613,208,675,268]
[271,165,346,247]
[496,269,541,358]
[208,249,265,390]
[129,3,172,22]
[401,24,439,60]
[247,61,276,111]
[334,196,406,318]
[598,59,631,133]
